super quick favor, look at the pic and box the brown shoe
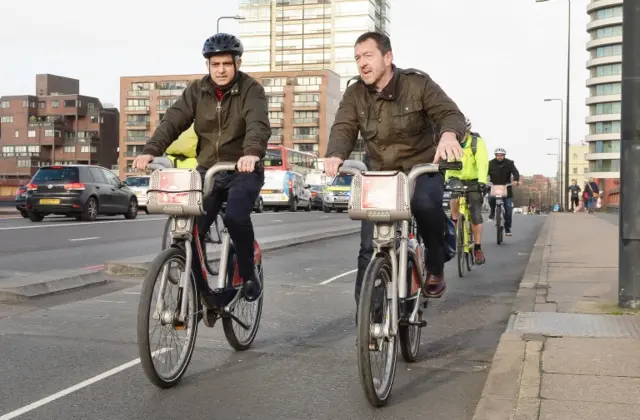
[424,274,446,298]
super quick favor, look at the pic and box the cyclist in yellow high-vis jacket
[445,118,489,264]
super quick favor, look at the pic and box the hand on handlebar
[133,154,155,171]
[237,155,260,173]
[324,156,344,177]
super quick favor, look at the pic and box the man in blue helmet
[133,33,271,304]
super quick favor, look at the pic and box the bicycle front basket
[490,185,507,198]
[146,168,203,216]
[348,171,411,221]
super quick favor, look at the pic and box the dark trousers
[191,166,264,288]
[355,173,445,303]
[489,196,514,230]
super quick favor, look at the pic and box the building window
[294,127,319,135]
[64,146,75,153]
[0,101,9,108]
[14,129,19,138]
[594,6,623,20]
[590,140,620,154]
[592,83,622,96]
[593,63,622,77]
[590,101,621,115]
[572,153,578,160]
[51,100,59,108]
[573,168,578,174]
[2,146,14,155]
[594,44,622,58]
[28,145,40,153]
[594,25,622,40]
[17,159,32,168]
[38,101,46,109]
[269,111,284,119]
[591,121,621,134]
[0,116,13,123]
[28,130,36,138]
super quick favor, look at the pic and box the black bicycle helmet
[202,33,244,58]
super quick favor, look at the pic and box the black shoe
[242,269,262,302]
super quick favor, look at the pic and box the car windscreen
[32,167,79,183]
[124,177,150,187]
[331,175,352,186]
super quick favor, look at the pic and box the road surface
[0,211,348,280]
[0,214,545,419]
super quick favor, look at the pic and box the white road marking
[69,236,100,242]
[319,269,357,285]
[0,211,302,232]
[0,348,170,420]
[91,299,125,304]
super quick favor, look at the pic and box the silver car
[124,176,150,213]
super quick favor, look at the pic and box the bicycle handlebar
[486,182,513,187]
[335,159,463,198]
[145,157,238,198]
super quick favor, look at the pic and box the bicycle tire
[496,206,503,245]
[399,254,423,363]
[222,259,264,350]
[356,254,398,407]
[137,246,199,389]
[457,214,466,278]
[161,217,172,250]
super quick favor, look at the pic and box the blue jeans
[355,173,445,304]
[489,196,513,231]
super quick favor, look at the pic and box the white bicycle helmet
[465,117,472,132]
[494,148,506,155]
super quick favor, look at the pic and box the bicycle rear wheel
[356,254,398,407]
[456,214,466,278]
[399,255,423,363]
[137,246,199,388]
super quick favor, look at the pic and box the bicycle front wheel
[137,247,199,388]
[356,254,398,407]
[496,206,503,245]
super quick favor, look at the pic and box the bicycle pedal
[412,320,428,328]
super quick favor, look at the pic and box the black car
[15,185,28,218]
[25,165,139,222]
[308,185,324,210]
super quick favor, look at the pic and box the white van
[261,170,312,212]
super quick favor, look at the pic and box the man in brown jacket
[325,31,466,303]
[133,33,270,304]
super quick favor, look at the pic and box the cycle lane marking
[0,348,170,420]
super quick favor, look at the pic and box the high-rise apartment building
[239,0,391,91]
[585,0,622,180]
[0,74,119,199]
[119,69,340,176]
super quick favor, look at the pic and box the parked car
[25,165,138,222]
[308,185,324,210]
[124,175,150,214]
[15,185,28,218]
[222,195,265,213]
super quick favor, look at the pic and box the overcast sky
[0,0,590,176]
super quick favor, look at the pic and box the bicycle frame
[147,161,239,324]
[340,160,461,340]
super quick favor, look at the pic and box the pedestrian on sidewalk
[567,179,581,212]
[583,177,599,214]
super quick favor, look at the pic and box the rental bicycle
[487,182,511,245]
[448,180,482,277]
[339,159,462,407]
[136,157,264,388]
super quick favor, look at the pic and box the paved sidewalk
[473,212,640,420]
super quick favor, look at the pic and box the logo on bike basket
[158,172,190,205]
[361,177,397,210]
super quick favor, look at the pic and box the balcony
[127,90,150,97]
[292,117,319,126]
[292,101,319,110]
[60,100,87,116]
[269,118,284,126]
[293,134,319,142]
[158,89,185,97]
[157,104,174,112]
[123,151,140,157]
[268,103,283,111]
[125,120,150,128]
[294,85,320,93]
[27,120,65,130]
[125,136,149,145]
[124,105,150,113]
[264,86,285,94]
[268,134,283,143]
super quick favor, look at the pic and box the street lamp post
[547,137,562,204]
[216,15,246,33]
[538,0,571,213]
[619,1,640,308]
[544,97,565,209]
[547,153,559,206]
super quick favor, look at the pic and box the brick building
[0,74,119,199]
[118,69,340,177]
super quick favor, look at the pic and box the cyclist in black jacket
[488,148,520,236]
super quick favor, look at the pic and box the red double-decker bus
[263,145,320,176]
